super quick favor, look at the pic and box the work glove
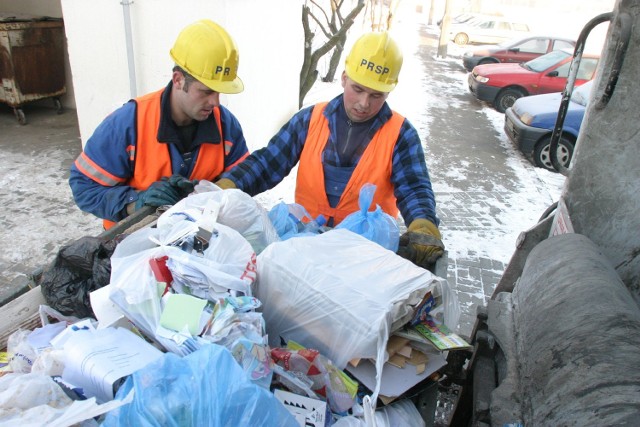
[398,219,445,269]
[134,177,188,211]
[215,178,237,190]
[163,174,198,198]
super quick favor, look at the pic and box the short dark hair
[173,65,197,91]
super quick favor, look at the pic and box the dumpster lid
[0,13,62,23]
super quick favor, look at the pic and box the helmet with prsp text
[170,19,244,94]
[344,32,403,92]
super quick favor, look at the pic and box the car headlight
[519,112,535,125]
[475,75,489,83]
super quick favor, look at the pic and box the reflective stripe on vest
[103,89,225,229]
[295,102,404,225]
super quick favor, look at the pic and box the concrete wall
[59,0,302,149]
[2,0,302,150]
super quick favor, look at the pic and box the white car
[449,17,530,45]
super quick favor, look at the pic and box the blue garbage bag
[102,344,297,427]
[268,202,325,240]
[336,183,400,251]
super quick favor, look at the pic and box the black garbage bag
[39,235,120,318]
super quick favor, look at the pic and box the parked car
[449,17,530,45]
[437,12,484,28]
[462,36,576,71]
[468,49,599,113]
[504,80,593,171]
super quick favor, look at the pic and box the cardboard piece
[397,345,413,359]
[388,353,407,368]
[386,336,409,356]
[346,348,446,402]
[406,350,429,366]
[274,389,328,427]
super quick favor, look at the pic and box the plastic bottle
[303,214,327,234]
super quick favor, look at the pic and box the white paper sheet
[62,327,163,403]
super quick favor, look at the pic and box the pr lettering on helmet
[359,59,389,75]
[215,66,231,76]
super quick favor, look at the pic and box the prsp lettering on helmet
[360,59,390,75]
[215,66,231,76]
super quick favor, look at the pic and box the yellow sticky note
[160,294,207,335]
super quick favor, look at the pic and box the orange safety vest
[295,102,404,225]
[103,89,226,229]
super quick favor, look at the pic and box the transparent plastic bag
[336,183,399,252]
[333,399,425,427]
[101,344,298,427]
[159,181,279,254]
[271,347,356,413]
[268,202,326,240]
[7,329,36,374]
[108,223,256,355]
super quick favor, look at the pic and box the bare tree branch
[299,0,365,108]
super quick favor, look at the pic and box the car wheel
[454,33,469,45]
[478,58,498,66]
[533,136,575,171]
[495,88,525,113]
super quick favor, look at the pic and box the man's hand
[163,175,198,197]
[398,219,445,268]
[134,179,182,210]
[215,178,237,190]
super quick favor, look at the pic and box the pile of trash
[2,182,461,427]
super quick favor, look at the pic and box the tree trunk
[322,33,345,83]
[428,0,435,25]
[437,0,452,58]
[299,0,365,108]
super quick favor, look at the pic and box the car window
[477,21,496,29]
[552,57,598,79]
[576,59,598,80]
[571,80,594,106]
[553,40,575,51]
[526,50,570,72]
[517,38,549,54]
[512,23,530,31]
[497,21,511,30]
[554,62,571,78]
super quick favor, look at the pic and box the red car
[468,50,599,113]
[462,36,576,71]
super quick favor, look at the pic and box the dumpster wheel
[54,97,63,114]
[13,108,26,125]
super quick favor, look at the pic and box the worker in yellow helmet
[70,20,249,229]
[217,32,444,268]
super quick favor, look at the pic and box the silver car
[449,17,530,45]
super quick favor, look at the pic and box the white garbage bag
[256,229,446,409]
[158,181,279,253]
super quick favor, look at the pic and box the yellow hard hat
[344,32,402,92]
[170,19,244,94]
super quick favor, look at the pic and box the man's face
[341,72,389,123]
[172,71,220,124]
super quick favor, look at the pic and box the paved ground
[0,102,102,306]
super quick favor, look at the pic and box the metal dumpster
[0,13,66,125]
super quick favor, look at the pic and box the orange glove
[399,219,445,268]
[214,178,237,190]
